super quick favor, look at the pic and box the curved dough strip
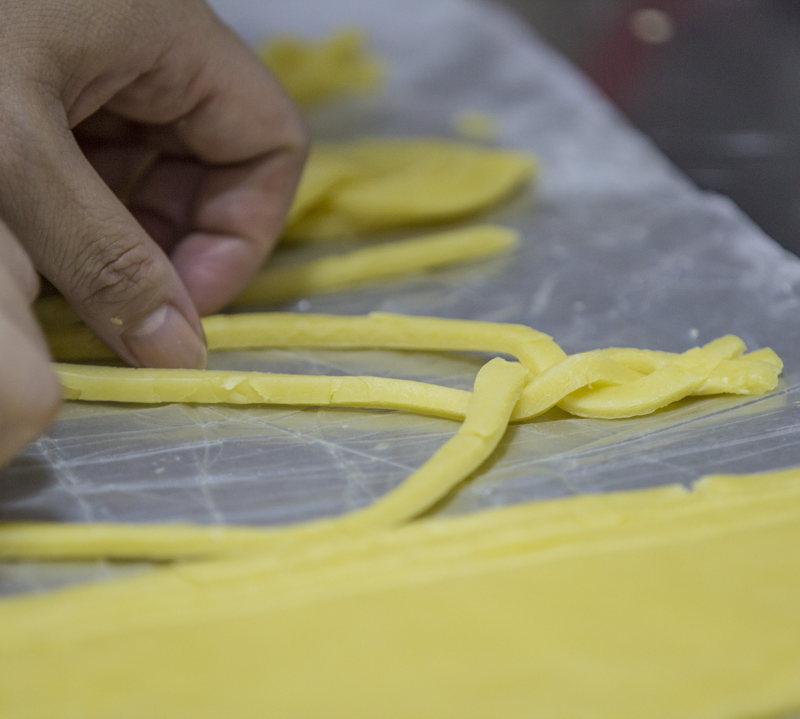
[52,329,780,421]
[48,310,566,374]
[555,335,745,419]
[0,358,526,561]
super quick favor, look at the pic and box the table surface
[2,0,800,606]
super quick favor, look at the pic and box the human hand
[0,221,61,466]
[0,0,308,369]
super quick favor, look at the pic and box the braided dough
[50,312,781,420]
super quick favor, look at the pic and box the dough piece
[55,363,471,420]
[511,336,782,420]
[285,139,535,240]
[48,310,780,419]
[48,309,565,373]
[37,224,519,332]
[0,358,525,561]
[3,468,800,718]
[234,224,518,307]
[594,345,783,395]
[553,335,745,419]
[7,332,784,563]
[259,30,382,107]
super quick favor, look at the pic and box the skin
[0,221,61,466]
[0,0,309,465]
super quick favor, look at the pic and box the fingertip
[0,316,62,467]
[120,302,208,370]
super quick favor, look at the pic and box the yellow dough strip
[47,309,780,411]
[236,224,518,306]
[4,469,800,718]
[0,358,525,561]
[47,310,566,374]
[595,345,783,395]
[55,363,471,419]
[555,334,745,419]
[6,340,782,563]
[35,224,518,329]
[51,327,780,422]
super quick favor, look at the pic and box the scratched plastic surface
[2,0,800,597]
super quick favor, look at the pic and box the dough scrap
[259,29,382,107]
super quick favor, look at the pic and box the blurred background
[496,0,800,256]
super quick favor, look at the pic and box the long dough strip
[236,225,518,306]
[53,332,779,422]
[0,470,790,608]
[47,310,779,406]
[47,310,566,374]
[55,363,471,420]
[14,339,781,564]
[4,359,524,561]
[35,224,518,330]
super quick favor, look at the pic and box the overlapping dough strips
[1,358,527,560]
[51,312,782,422]
[284,139,535,240]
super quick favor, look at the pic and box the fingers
[0,221,61,467]
[108,6,309,315]
[0,100,207,370]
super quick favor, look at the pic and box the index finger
[111,9,309,314]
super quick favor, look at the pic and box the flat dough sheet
[2,0,800,595]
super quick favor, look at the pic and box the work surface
[2,0,800,596]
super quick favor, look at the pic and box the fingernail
[122,304,207,369]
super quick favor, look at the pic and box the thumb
[1,102,207,370]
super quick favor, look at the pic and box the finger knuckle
[73,237,155,308]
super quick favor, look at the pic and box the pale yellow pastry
[285,139,535,239]
[259,29,382,107]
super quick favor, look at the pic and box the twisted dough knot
[512,335,782,420]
